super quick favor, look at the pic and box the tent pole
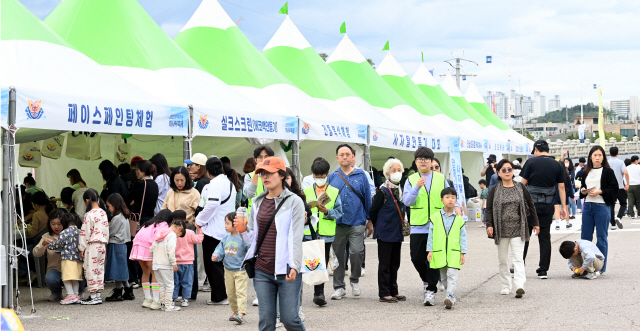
[363,125,371,172]
[292,140,300,181]
[183,106,193,161]
[2,88,16,309]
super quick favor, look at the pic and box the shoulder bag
[386,184,405,225]
[243,195,291,278]
[129,180,147,237]
[337,172,366,208]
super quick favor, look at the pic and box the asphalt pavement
[16,212,640,330]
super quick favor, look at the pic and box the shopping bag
[88,133,101,160]
[40,135,65,159]
[65,132,89,160]
[114,136,131,165]
[18,142,41,168]
[301,238,329,286]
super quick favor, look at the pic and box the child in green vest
[427,187,467,309]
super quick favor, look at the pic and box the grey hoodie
[241,188,305,274]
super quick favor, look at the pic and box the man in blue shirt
[327,144,372,300]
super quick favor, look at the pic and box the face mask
[565,163,569,168]
[314,178,327,187]
[390,172,403,183]
[514,170,521,177]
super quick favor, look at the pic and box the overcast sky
[20,0,640,108]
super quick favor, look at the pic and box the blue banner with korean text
[193,107,299,140]
[448,137,468,221]
[369,126,448,153]
[14,89,188,136]
[298,117,366,144]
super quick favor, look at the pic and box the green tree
[528,103,610,124]
[367,58,375,68]
[318,52,328,62]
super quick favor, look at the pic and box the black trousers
[610,188,627,225]
[524,202,553,273]
[409,233,439,292]
[202,235,227,302]
[126,240,141,283]
[313,241,333,296]
[377,240,401,298]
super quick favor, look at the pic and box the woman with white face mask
[369,158,407,303]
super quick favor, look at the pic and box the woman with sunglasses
[485,159,539,298]
[432,158,454,188]
[239,157,306,330]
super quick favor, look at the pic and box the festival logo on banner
[302,122,311,134]
[373,131,378,142]
[198,114,209,129]
[460,139,464,148]
[46,143,57,152]
[25,99,44,120]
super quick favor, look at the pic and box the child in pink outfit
[130,210,173,310]
[171,210,204,307]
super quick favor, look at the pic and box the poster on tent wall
[299,118,367,144]
[487,140,510,155]
[13,88,189,136]
[41,135,65,159]
[448,137,467,221]
[509,142,531,155]
[459,138,487,152]
[193,107,298,141]
[369,126,448,153]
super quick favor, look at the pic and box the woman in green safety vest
[302,158,342,307]
[243,146,275,215]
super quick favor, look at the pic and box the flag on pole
[597,86,605,147]
[340,22,346,34]
[278,2,288,14]
[382,41,389,51]
[421,51,424,62]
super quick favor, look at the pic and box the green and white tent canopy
[376,51,492,139]
[43,0,266,120]
[174,0,366,146]
[326,34,445,136]
[464,81,530,144]
[262,15,409,131]
[1,0,184,143]
[410,63,508,141]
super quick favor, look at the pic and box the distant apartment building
[610,99,631,118]
[533,91,546,117]
[548,95,561,113]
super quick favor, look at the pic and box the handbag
[243,195,291,278]
[129,180,147,237]
[302,224,329,286]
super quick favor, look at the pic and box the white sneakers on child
[423,290,435,306]
[207,299,229,305]
[331,288,346,300]
[181,299,189,307]
[252,298,259,306]
[444,295,455,309]
[142,298,153,308]
[500,288,510,295]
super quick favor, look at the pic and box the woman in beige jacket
[162,166,200,224]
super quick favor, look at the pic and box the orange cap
[255,157,286,174]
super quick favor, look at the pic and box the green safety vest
[303,184,339,237]
[429,211,465,269]
[407,172,446,226]
[247,171,265,215]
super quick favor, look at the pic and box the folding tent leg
[292,141,300,181]
[183,106,193,161]
[2,88,16,309]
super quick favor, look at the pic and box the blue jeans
[576,198,583,211]
[568,198,577,216]
[581,202,610,272]
[45,269,63,296]
[254,270,305,331]
[173,264,194,300]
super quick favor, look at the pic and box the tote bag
[301,226,329,286]
[40,135,64,159]
[115,136,131,165]
[18,142,41,168]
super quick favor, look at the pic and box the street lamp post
[486,51,512,120]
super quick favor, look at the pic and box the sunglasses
[500,168,513,174]
[257,171,276,178]
[431,166,440,170]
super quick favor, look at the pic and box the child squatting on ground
[48,213,83,304]
[172,210,204,307]
[559,240,604,280]
[151,219,187,311]
[212,212,251,324]
[427,187,467,309]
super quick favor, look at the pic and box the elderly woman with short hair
[369,158,407,303]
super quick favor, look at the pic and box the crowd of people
[15,138,621,330]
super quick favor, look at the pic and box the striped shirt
[255,198,277,275]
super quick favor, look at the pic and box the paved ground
[15,213,640,330]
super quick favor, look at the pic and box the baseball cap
[531,139,548,154]
[131,156,143,163]
[255,157,286,174]
[185,153,207,166]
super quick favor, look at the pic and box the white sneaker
[585,272,598,279]
[142,298,153,308]
[500,288,510,295]
[632,216,637,219]
[611,225,617,230]
[200,285,212,292]
[329,269,334,276]
[181,299,189,307]
[275,317,283,328]
[361,268,365,277]
[252,298,259,306]
[207,299,229,305]
[331,288,346,300]
[164,305,181,311]
[423,290,435,306]
[437,281,445,292]
[350,282,361,296]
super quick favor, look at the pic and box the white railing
[548,136,640,159]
